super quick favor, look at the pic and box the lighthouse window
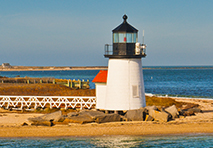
[133,33,137,42]
[118,33,126,43]
[113,33,119,43]
[127,33,137,43]
[126,33,133,43]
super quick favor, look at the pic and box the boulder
[31,121,53,126]
[28,111,63,123]
[149,109,169,122]
[67,112,79,117]
[187,107,202,113]
[64,110,121,124]
[165,105,179,119]
[145,115,154,121]
[95,113,121,123]
[63,114,94,124]
[124,108,148,121]
[79,110,106,120]
[182,110,195,116]
[145,106,158,112]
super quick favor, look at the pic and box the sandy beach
[0,97,213,138]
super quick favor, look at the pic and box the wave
[145,93,213,100]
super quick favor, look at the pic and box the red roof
[92,70,108,83]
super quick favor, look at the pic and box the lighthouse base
[103,58,146,111]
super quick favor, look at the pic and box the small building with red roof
[92,70,108,109]
[92,70,107,83]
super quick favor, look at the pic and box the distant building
[2,63,11,68]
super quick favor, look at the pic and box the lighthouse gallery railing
[0,96,96,110]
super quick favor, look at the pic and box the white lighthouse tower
[93,15,146,111]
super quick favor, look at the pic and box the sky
[0,0,213,66]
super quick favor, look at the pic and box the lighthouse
[93,15,146,111]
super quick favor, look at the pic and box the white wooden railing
[0,96,96,110]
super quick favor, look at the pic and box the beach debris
[165,105,179,119]
[124,108,148,121]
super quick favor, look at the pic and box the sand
[0,97,213,137]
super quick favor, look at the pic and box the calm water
[0,66,212,98]
[0,134,213,147]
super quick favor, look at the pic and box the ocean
[0,66,212,147]
[0,66,212,98]
[1,134,213,147]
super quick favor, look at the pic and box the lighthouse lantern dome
[105,15,146,58]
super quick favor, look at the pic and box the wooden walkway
[0,77,90,89]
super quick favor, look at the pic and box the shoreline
[0,65,212,72]
[0,97,213,138]
[0,122,213,138]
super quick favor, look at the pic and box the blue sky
[0,0,212,66]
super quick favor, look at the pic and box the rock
[28,111,63,123]
[183,110,195,116]
[149,109,169,122]
[31,121,53,126]
[63,114,94,124]
[145,106,158,112]
[165,105,179,119]
[79,110,106,120]
[181,104,199,110]
[181,107,202,117]
[187,107,202,113]
[67,112,79,117]
[21,122,28,126]
[145,115,154,121]
[63,110,121,124]
[28,111,64,126]
[124,108,148,121]
[95,113,121,123]
[41,111,63,122]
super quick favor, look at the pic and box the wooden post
[27,80,30,84]
[79,79,81,89]
[53,79,55,84]
[68,80,70,87]
[70,80,72,88]
[40,80,42,83]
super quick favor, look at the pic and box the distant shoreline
[0,66,108,71]
[0,66,212,71]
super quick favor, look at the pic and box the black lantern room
[104,15,146,58]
